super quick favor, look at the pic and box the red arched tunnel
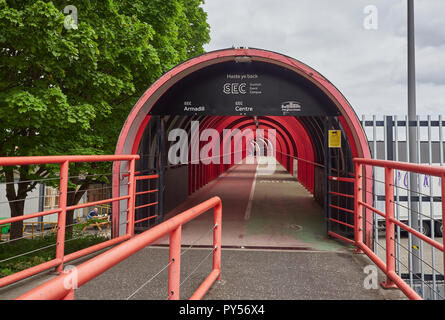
[112,48,373,248]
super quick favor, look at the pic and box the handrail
[16,196,222,300]
[0,154,139,288]
[353,157,445,300]
[275,150,324,168]
[0,155,138,166]
[133,173,159,227]
[354,157,445,176]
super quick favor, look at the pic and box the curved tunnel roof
[112,48,373,238]
[114,48,371,160]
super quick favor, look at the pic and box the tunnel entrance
[113,48,372,249]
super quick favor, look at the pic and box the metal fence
[361,115,444,300]
[0,155,139,288]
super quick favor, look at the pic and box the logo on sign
[223,83,247,95]
[281,101,302,112]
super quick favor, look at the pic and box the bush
[0,233,109,278]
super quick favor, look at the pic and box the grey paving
[74,247,389,300]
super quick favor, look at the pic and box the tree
[0,0,210,241]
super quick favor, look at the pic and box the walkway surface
[156,157,346,250]
[0,157,406,300]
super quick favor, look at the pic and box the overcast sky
[202,0,445,118]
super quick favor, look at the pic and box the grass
[0,226,109,278]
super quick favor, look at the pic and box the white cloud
[202,0,445,117]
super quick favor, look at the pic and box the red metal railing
[134,174,159,224]
[327,176,356,245]
[0,155,139,288]
[354,158,445,300]
[15,196,222,300]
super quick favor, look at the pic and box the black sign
[148,61,339,116]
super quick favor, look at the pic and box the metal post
[213,202,222,280]
[428,115,437,299]
[394,115,401,276]
[38,183,45,231]
[417,116,425,295]
[382,167,397,288]
[386,116,394,162]
[56,161,69,274]
[168,226,182,300]
[354,162,364,252]
[126,158,136,237]
[407,0,421,275]
[372,115,378,255]
[157,117,165,225]
[324,117,332,235]
[441,174,445,297]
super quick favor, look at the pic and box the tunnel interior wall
[164,166,189,214]
[313,166,325,207]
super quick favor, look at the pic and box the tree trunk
[8,199,25,242]
[65,183,89,239]
[5,170,30,243]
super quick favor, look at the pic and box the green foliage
[0,232,109,277]
[0,0,210,162]
[0,0,210,238]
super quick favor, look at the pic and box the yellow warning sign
[329,130,341,148]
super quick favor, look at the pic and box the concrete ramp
[72,247,393,300]
[156,157,346,251]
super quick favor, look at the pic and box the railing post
[354,161,363,253]
[213,200,222,280]
[441,174,445,296]
[168,226,182,300]
[56,160,69,274]
[126,158,136,237]
[382,167,397,289]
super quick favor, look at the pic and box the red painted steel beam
[356,242,422,300]
[354,158,445,176]
[327,231,355,245]
[16,197,222,300]
[134,215,158,224]
[329,218,355,229]
[0,208,62,226]
[135,174,159,180]
[190,269,220,300]
[329,176,355,183]
[135,201,158,210]
[55,161,69,273]
[0,155,139,166]
[328,191,354,199]
[135,189,158,196]
[329,204,354,214]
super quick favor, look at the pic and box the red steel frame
[16,196,222,300]
[326,175,356,245]
[114,48,374,240]
[0,155,139,288]
[353,158,445,300]
[134,174,159,224]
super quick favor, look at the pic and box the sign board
[328,130,342,148]
[148,61,340,117]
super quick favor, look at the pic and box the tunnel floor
[156,157,349,251]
